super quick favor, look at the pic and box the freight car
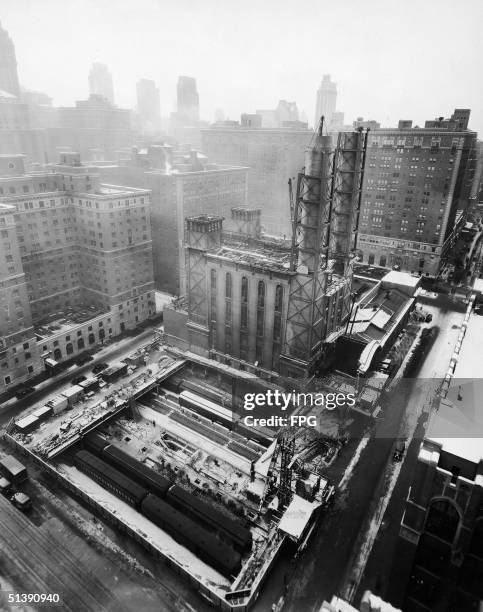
[74,451,147,508]
[101,444,172,499]
[83,433,172,499]
[167,484,252,552]
[141,494,241,578]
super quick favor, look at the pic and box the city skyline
[2,0,482,133]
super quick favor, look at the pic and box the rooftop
[34,305,108,339]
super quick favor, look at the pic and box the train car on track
[101,444,172,499]
[167,484,252,552]
[74,451,147,508]
[141,493,241,578]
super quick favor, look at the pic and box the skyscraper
[176,76,199,123]
[88,63,114,105]
[314,74,337,128]
[0,22,20,97]
[136,79,161,132]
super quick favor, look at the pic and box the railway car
[141,494,241,577]
[166,484,252,552]
[178,390,233,429]
[74,450,147,508]
[101,444,172,499]
[83,432,109,456]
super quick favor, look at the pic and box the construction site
[4,330,369,610]
[1,122,424,611]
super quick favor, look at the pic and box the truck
[11,492,32,511]
[0,455,28,484]
[393,440,406,462]
[0,476,12,496]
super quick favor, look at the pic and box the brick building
[357,110,478,276]
[0,152,154,393]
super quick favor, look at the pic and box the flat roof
[427,380,483,464]
[382,270,421,288]
[278,495,319,540]
[453,313,483,379]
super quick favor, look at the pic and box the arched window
[275,285,283,312]
[53,348,62,361]
[66,343,74,355]
[77,338,85,350]
[241,277,248,303]
[88,333,95,345]
[225,273,232,298]
[257,281,265,308]
[425,498,461,543]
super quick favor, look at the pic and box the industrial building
[166,126,368,378]
[357,110,478,276]
[0,151,154,393]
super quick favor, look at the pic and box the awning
[45,358,58,367]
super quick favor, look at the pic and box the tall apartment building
[88,63,115,106]
[0,21,20,97]
[201,125,313,236]
[96,144,249,294]
[136,79,161,132]
[357,111,477,276]
[0,152,154,394]
[315,74,337,128]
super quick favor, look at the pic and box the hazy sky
[3,0,482,133]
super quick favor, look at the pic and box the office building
[0,152,154,394]
[0,22,20,97]
[201,124,313,236]
[176,76,199,123]
[88,63,114,105]
[136,79,161,133]
[357,110,478,276]
[96,144,249,294]
[315,75,337,128]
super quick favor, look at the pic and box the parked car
[71,375,87,386]
[393,441,406,462]
[92,362,108,375]
[15,386,35,399]
[75,354,94,366]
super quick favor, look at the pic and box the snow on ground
[137,404,253,475]
[338,437,369,491]
[58,463,231,591]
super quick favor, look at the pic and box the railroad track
[0,495,128,612]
